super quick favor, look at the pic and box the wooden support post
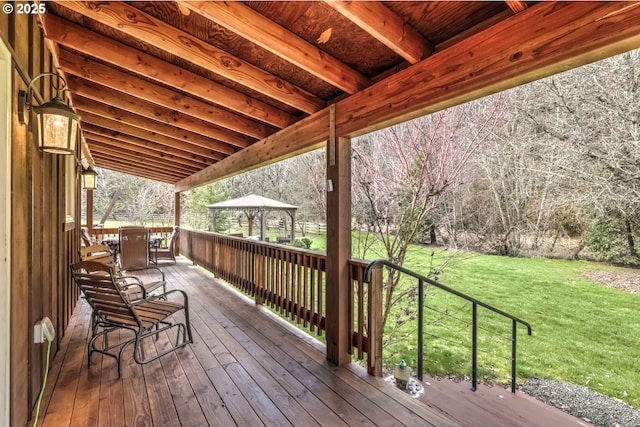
[368,266,383,376]
[174,191,181,254]
[254,245,264,305]
[326,115,352,366]
[86,189,94,235]
[174,191,180,226]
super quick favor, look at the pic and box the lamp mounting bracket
[18,90,29,125]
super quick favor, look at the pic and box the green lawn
[306,234,640,408]
[414,250,638,407]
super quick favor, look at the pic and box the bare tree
[352,95,507,331]
[502,49,640,261]
[89,169,174,226]
[471,94,579,256]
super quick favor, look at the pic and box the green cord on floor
[32,339,51,427]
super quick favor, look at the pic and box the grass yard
[408,249,639,408]
[305,234,640,408]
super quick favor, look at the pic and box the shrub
[294,237,313,249]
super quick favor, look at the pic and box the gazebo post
[290,211,295,243]
[259,209,266,241]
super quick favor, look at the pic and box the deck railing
[88,226,174,247]
[180,229,382,374]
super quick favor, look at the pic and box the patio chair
[80,244,166,299]
[79,243,115,265]
[118,226,167,292]
[80,226,94,247]
[154,226,179,265]
[118,226,151,270]
[70,260,193,377]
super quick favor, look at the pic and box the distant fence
[204,216,327,236]
[296,222,326,235]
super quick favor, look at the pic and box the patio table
[101,235,163,255]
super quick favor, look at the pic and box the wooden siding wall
[1,12,81,427]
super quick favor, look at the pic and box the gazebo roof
[207,194,297,212]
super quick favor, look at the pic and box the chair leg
[183,307,193,343]
[87,323,136,377]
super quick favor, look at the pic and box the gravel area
[522,378,640,427]
[582,271,640,295]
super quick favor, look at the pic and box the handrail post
[254,244,264,305]
[367,265,383,376]
[471,302,477,391]
[417,278,424,381]
[512,320,517,393]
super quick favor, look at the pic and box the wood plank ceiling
[39,1,640,189]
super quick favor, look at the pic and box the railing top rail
[89,226,174,232]
[348,258,370,268]
[365,259,532,335]
[182,228,328,259]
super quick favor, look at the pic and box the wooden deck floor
[33,258,589,427]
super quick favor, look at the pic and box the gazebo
[207,194,297,243]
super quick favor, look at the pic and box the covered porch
[5,2,640,427]
[36,257,584,427]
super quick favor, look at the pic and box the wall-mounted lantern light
[81,165,98,190]
[18,72,80,155]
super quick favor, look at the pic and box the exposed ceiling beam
[80,117,218,165]
[337,1,640,136]
[88,144,192,177]
[506,2,529,14]
[55,1,326,114]
[66,75,253,150]
[58,49,273,140]
[83,130,207,171]
[90,152,184,183]
[85,139,201,177]
[182,1,369,94]
[73,96,230,159]
[175,1,640,192]
[175,108,330,192]
[42,13,296,129]
[324,1,433,64]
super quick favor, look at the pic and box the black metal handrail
[365,259,532,393]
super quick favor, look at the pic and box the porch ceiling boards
[39,1,640,188]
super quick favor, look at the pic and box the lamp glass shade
[34,97,80,155]
[82,166,98,190]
